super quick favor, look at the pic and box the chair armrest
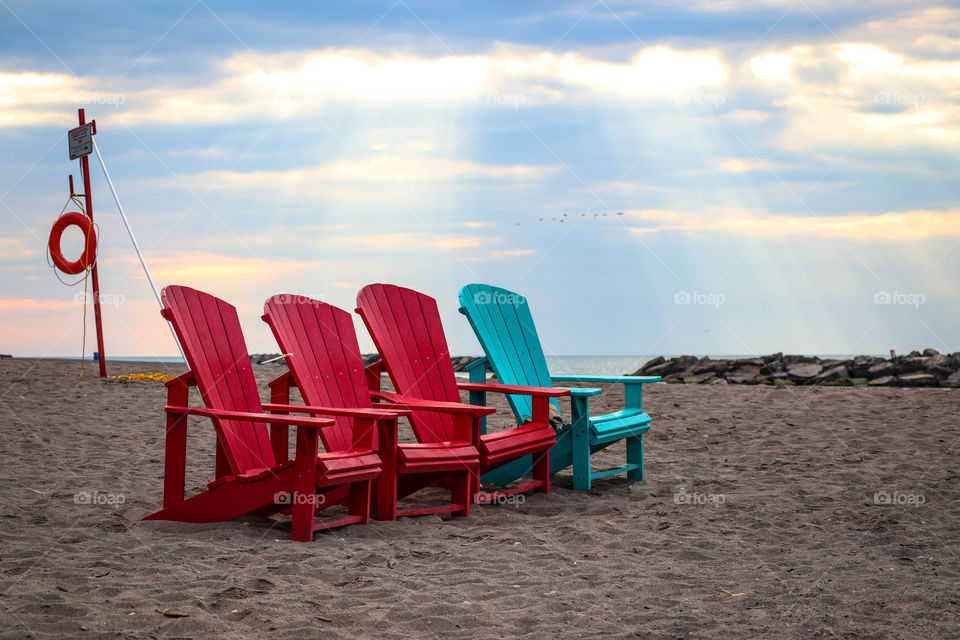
[552,375,657,413]
[458,382,570,398]
[550,375,662,384]
[464,357,489,373]
[370,391,496,416]
[164,405,334,429]
[267,370,296,390]
[165,371,196,388]
[364,359,386,391]
[263,403,411,419]
[560,387,603,397]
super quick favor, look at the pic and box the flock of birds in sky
[523,211,626,225]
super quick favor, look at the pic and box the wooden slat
[358,284,454,442]
[272,295,343,450]
[407,287,461,443]
[215,295,274,468]
[294,300,352,451]
[589,463,639,481]
[309,300,370,447]
[383,285,438,404]
[332,304,372,409]
[472,284,529,386]
[162,286,278,474]
[167,286,249,472]
[590,407,650,425]
[265,295,349,452]
[499,287,553,388]
[459,284,545,420]
[590,415,651,445]
[187,286,255,471]
[358,285,412,394]
[195,287,273,469]
[316,303,363,411]
[403,287,461,403]
[491,285,556,415]
[362,285,433,437]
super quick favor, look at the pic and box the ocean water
[545,356,652,376]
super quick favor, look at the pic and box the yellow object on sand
[110,372,175,382]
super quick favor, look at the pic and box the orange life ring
[49,211,97,275]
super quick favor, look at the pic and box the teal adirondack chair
[458,284,661,491]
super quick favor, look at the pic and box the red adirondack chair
[262,294,481,520]
[143,285,381,542]
[356,284,570,503]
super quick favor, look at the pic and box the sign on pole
[68,124,93,160]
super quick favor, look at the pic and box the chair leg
[470,468,482,504]
[291,429,319,542]
[571,407,592,491]
[375,418,398,521]
[162,413,187,509]
[451,469,472,517]
[532,451,550,494]
[349,480,372,524]
[375,473,398,522]
[627,435,644,482]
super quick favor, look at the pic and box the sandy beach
[1,357,958,639]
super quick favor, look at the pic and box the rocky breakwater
[632,349,960,387]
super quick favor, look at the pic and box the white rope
[91,138,187,365]
[258,353,292,365]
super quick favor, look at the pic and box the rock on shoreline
[632,349,960,387]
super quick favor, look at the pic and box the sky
[1,0,958,360]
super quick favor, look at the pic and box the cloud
[146,251,318,284]
[723,109,773,124]
[0,237,39,260]
[234,50,489,100]
[332,233,486,250]
[852,7,960,58]
[490,249,536,257]
[0,72,81,127]
[216,45,727,114]
[687,0,898,9]
[3,7,957,173]
[271,230,533,260]
[0,45,728,127]
[545,47,726,94]
[718,157,777,173]
[178,155,557,197]
[628,208,960,240]
[743,40,960,149]
[0,298,75,312]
